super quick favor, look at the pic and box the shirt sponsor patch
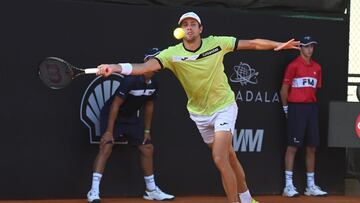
[129,89,156,96]
[172,46,222,62]
[292,77,317,88]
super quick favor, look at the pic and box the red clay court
[0,195,359,203]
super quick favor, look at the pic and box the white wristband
[118,63,133,75]
[283,105,288,114]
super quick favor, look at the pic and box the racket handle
[84,68,99,74]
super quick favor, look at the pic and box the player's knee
[286,146,298,154]
[306,146,316,154]
[229,150,237,161]
[138,144,153,156]
[212,154,228,169]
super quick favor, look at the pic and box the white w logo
[233,129,264,152]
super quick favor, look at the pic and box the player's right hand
[274,39,300,51]
[96,64,118,77]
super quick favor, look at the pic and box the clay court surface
[0,195,359,203]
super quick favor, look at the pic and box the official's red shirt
[283,56,322,103]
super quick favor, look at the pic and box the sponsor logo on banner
[233,128,264,152]
[356,114,360,139]
[80,74,128,144]
[230,62,258,86]
[229,62,279,103]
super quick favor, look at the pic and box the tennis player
[96,12,299,203]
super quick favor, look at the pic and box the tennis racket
[38,57,99,89]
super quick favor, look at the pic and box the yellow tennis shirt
[156,35,237,115]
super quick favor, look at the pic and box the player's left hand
[274,39,300,51]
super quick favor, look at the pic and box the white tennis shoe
[143,186,175,201]
[87,190,101,203]
[304,185,328,196]
[282,185,299,197]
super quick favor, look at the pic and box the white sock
[285,171,293,187]
[307,172,315,187]
[144,174,156,191]
[91,172,102,192]
[239,190,252,203]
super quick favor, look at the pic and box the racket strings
[38,57,95,89]
[38,57,73,89]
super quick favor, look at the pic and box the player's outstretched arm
[237,39,300,51]
[96,58,161,77]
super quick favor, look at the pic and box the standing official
[281,36,327,197]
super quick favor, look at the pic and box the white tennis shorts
[189,102,238,144]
